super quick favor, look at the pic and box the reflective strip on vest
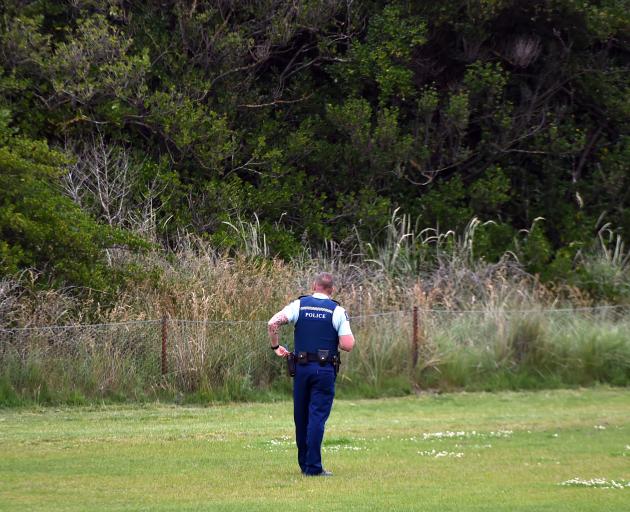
[299,306,334,314]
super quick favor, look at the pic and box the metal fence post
[412,306,419,368]
[161,316,168,376]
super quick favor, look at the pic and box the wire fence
[1,305,628,399]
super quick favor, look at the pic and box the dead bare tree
[506,35,542,68]
[63,136,133,226]
[62,136,168,240]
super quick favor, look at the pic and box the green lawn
[1,388,629,511]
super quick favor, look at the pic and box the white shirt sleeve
[332,306,352,336]
[282,299,301,324]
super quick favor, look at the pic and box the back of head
[314,272,334,294]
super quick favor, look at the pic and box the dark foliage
[0,0,628,286]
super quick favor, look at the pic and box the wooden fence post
[412,306,419,368]
[161,316,168,376]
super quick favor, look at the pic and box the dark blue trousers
[293,362,336,475]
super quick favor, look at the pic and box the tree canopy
[1,0,628,285]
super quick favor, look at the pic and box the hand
[274,345,290,358]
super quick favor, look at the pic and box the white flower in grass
[489,430,513,438]
[422,430,513,440]
[323,445,365,452]
[268,438,292,448]
[422,431,466,440]
[560,478,630,489]
[418,449,464,458]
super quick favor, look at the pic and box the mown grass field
[1,387,629,511]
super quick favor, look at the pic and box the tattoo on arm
[267,312,289,339]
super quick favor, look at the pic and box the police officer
[267,272,355,476]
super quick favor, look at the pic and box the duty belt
[287,350,340,377]
[296,351,339,364]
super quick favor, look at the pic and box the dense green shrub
[0,110,146,290]
[0,1,627,284]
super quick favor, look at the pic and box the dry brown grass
[1,235,560,328]
[5,236,627,403]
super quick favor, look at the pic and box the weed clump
[1,225,629,405]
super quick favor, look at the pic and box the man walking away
[267,272,355,476]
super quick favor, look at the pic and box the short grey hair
[314,272,334,292]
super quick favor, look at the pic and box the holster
[287,353,296,377]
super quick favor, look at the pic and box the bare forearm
[339,334,355,352]
[267,312,289,346]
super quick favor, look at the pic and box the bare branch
[237,92,313,109]
[62,136,169,239]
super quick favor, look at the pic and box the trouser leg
[303,366,336,475]
[293,367,310,473]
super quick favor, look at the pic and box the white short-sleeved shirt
[281,293,352,336]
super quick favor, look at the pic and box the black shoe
[304,469,333,477]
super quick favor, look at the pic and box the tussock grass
[416,309,630,391]
[1,224,629,405]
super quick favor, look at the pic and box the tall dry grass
[1,218,629,404]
